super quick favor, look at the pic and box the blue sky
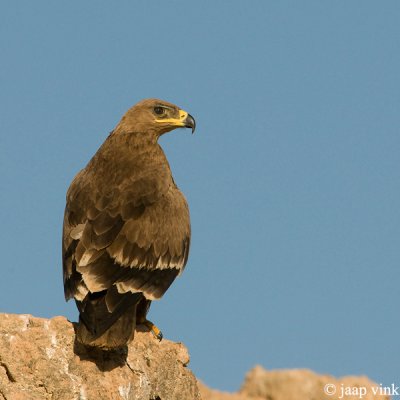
[1,1,399,392]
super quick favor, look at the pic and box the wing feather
[63,165,190,303]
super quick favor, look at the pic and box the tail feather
[75,289,143,349]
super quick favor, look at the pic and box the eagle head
[115,98,195,137]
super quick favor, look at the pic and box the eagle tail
[75,289,143,349]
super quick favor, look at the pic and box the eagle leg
[135,297,163,341]
[138,317,163,341]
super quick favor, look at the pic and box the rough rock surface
[0,313,388,400]
[199,365,389,400]
[0,313,200,400]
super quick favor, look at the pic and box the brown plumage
[62,98,195,349]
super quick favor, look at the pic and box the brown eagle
[62,99,195,349]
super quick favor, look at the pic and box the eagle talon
[142,319,163,342]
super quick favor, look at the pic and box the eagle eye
[154,106,164,115]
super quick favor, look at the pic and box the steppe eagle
[62,98,195,349]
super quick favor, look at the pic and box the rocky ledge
[0,313,199,400]
[0,313,388,400]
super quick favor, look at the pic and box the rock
[199,365,390,400]
[0,313,200,400]
[0,313,388,400]
[198,380,260,400]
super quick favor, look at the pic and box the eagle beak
[176,109,196,133]
[184,113,196,134]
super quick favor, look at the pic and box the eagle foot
[140,318,163,341]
